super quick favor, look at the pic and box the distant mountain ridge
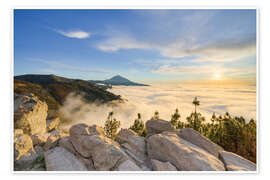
[91,75,149,86]
[14,74,122,118]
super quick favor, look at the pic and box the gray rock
[44,147,87,171]
[115,129,147,164]
[69,123,128,171]
[146,119,174,136]
[14,93,48,135]
[178,128,223,158]
[69,123,104,157]
[151,159,177,171]
[116,159,142,171]
[220,151,256,171]
[147,132,225,171]
[58,136,77,155]
[58,136,95,171]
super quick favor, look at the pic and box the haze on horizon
[14,9,256,85]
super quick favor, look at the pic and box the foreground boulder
[146,119,175,136]
[69,123,104,157]
[115,129,147,165]
[220,151,256,171]
[58,136,77,155]
[58,136,96,170]
[69,123,128,170]
[151,159,177,171]
[14,93,48,135]
[147,132,225,171]
[44,147,87,171]
[178,128,223,158]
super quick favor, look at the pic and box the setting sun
[215,74,221,79]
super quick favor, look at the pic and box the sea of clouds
[59,83,256,130]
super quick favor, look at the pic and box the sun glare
[215,74,221,79]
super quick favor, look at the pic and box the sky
[14,9,257,83]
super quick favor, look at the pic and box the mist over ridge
[59,83,256,130]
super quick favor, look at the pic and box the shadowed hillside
[14,74,122,118]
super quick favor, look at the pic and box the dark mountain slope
[14,74,122,118]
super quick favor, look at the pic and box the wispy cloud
[56,29,91,39]
[30,58,111,74]
[97,34,255,63]
[96,10,255,63]
[97,36,150,52]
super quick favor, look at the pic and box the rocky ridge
[13,94,256,171]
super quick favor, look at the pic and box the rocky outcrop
[14,120,256,171]
[44,130,68,151]
[14,93,48,135]
[178,128,223,158]
[220,151,256,171]
[147,131,225,171]
[14,131,45,171]
[46,117,60,132]
[14,131,34,161]
[58,136,77,155]
[31,133,50,146]
[146,119,174,136]
[44,147,87,171]
[115,129,147,166]
[151,159,177,171]
[69,123,128,171]
[58,136,96,170]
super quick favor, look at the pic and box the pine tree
[192,97,200,113]
[130,113,146,137]
[104,111,121,139]
[211,113,216,124]
[170,108,181,128]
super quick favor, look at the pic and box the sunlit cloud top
[14,9,256,83]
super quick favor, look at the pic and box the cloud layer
[59,83,256,131]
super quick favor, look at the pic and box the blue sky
[14,9,256,83]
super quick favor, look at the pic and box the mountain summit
[100,75,149,86]
[105,75,131,83]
